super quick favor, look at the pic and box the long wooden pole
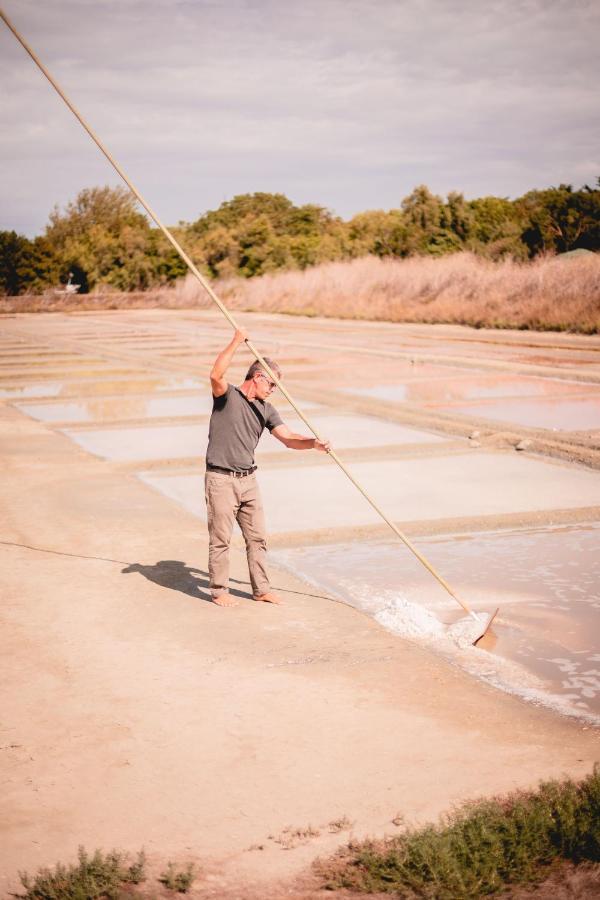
[1,7,476,618]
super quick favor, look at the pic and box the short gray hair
[245,357,281,382]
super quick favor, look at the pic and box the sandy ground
[1,311,599,897]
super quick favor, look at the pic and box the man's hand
[314,438,331,452]
[233,327,248,345]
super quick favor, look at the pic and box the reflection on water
[0,367,142,382]
[1,376,202,399]
[64,423,208,461]
[257,413,446,454]
[0,382,64,398]
[271,524,600,723]
[292,362,454,385]
[18,392,321,425]
[17,392,211,423]
[345,376,598,405]
[0,357,104,368]
[441,397,600,431]
[61,411,448,462]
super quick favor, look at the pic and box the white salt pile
[375,596,445,639]
[446,613,490,648]
[375,595,490,648]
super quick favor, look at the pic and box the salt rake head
[473,607,500,646]
[446,607,500,648]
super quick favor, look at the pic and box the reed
[214,252,600,334]
[2,252,598,334]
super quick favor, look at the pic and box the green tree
[186,192,347,278]
[148,230,189,282]
[0,231,34,295]
[45,186,161,291]
[400,186,462,256]
[236,214,291,277]
[442,191,474,243]
[190,192,296,237]
[517,182,600,256]
[345,210,407,258]
[0,231,60,295]
[469,196,528,259]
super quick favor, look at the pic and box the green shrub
[318,768,600,897]
[17,846,146,900]
[158,862,196,893]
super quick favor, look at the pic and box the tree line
[1,181,598,295]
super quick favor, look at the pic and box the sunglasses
[257,372,277,390]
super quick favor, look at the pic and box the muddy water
[271,524,600,723]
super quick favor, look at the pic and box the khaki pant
[204,471,270,599]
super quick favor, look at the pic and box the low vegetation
[3,250,599,334]
[11,773,600,897]
[315,768,600,897]
[16,848,198,898]
[158,862,196,893]
[16,846,146,899]
[271,824,322,849]
[217,251,600,333]
[328,816,355,834]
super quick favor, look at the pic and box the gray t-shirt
[206,384,284,471]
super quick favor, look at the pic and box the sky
[1,0,599,237]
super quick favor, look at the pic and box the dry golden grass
[2,252,599,333]
[216,252,600,334]
[0,288,175,314]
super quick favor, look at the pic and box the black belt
[206,464,257,478]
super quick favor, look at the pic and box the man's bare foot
[254,592,282,604]
[212,593,239,607]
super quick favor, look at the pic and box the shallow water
[271,524,600,723]
[0,366,144,382]
[0,376,202,399]
[345,376,598,405]
[258,413,447,452]
[64,414,446,462]
[139,453,600,533]
[17,392,212,423]
[441,396,600,432]
[0,356,105,368]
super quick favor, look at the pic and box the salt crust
[375,594,600,727]
[270,555,600,728]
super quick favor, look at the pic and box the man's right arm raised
[210,329,248,397]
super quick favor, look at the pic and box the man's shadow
[121,560,252,603]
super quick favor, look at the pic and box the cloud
[1,0,598,235]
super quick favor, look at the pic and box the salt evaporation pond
[343,375,598,404]
[271,524,600,724]
[0,376,203,400]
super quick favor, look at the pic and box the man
[205,328,330,607]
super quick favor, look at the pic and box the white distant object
[54,272,81,295]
